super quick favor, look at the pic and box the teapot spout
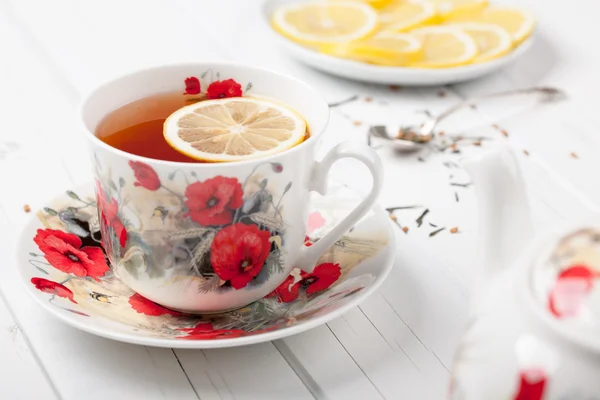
[462,147,533,296]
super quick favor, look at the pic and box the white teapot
[450,148,600,400]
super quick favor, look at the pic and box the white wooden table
[1,0,599,398]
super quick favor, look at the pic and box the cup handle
[295,142,384,273]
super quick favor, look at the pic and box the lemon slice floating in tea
[163,97,307,162]
[272,1,378,45]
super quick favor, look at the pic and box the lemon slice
[449,22,512,63]
[408,25,478,68]
[472,7,535,44]
[330,0,394,10]
[272,2,378,45]
[164,97,307,162]
[320,31,422,65]
[379,1,437,32]
[428,0,488,19]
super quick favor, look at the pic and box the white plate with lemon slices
[263,0,535,85]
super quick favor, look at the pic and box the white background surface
[1,0,599,399]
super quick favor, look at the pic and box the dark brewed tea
[96,92,199,162]
[95,91,309,163]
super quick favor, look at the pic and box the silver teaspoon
[368,87,566,152]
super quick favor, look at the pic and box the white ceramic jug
[450,147,600,400]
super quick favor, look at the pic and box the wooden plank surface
[1,0,599,398]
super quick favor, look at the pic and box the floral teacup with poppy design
[79,62,383,313]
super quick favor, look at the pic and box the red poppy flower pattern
[206,79,243,99]
[211,223,271,289]
[176,322,246,340]
[34,228,109,281]
[548,264,598,318]
[31,277,77,303]
[513,368,547,400]
[128,293,182,317]
[267,263,342,303]
[185,176,244,226]
[129,161,161,191]
[96,181,127,248]
[184,77,201,95]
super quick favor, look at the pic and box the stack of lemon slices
[272,0,535,68]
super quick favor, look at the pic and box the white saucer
[262,0,534,86]
[17,182,395,348]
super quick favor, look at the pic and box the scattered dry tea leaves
[450,182,472,188]
[328,95,358,108]
[389,85,401,91]
[571,152,579,159]
[23,204,31,213]
[450,227,459,234]
[429,227,446,237]
[416,209,430,227]
[364,97,373,103]
[501,129,509,137]
[402,226,409,233]
[353,121,363,127]
[523,149,530,156]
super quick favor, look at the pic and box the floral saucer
[17,182,395,348]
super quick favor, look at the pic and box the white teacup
[79,62,383,313]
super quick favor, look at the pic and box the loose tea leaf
[416,209,430,227]
[429,227,446,237]
[386,205,421,212]
[328,95,358,108]
[450,182,472,188]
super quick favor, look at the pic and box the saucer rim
[16,182,396,349]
